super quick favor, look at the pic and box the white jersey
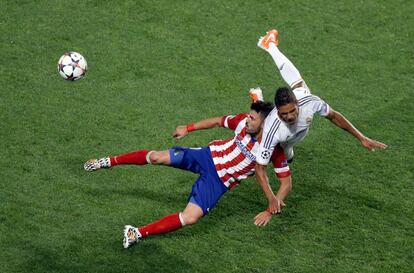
[256,87,330,165]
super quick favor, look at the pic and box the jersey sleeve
[271,145,291,178]
[221,113,249,130]
[311,95,330,117]
[256,117,282,165]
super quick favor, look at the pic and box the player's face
[246,110,263,135]
[278,102,299,125]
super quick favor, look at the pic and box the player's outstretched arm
[254,175,292,226]
[255,164,284,214]
[325,108,388,151]
[274,175,292,206]
[172,116,223,140]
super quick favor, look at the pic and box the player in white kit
[253,30,388,222]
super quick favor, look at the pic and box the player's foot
[123,225,142,249]
[84,157,111,171]
[257,29,279,51]
[248,87,264,102]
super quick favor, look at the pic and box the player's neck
[252,130,263,140]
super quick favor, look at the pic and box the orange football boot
[257,29,279,50]
[248,87,264,102]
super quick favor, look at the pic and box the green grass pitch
[1,0,413,272]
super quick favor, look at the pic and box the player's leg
[84,150,171,171]
[135,202,203,239]
[258,30,306,89]
[123,161,227,248]
[122,211,184,248]
[123,203,203,248]
[180,202,204,225]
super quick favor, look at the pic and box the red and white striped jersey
[209,114,290,189]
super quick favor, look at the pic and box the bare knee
[181,212,201,225]
[148,151,169,165]
[148,151,161,164]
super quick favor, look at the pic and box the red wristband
[186,123,195,132]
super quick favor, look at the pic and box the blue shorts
[169,146,228,215]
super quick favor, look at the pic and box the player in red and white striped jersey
[84,101,291,248]
[209,112,290,190]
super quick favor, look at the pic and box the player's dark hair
[274,87,297,108]
[250,101,274,119]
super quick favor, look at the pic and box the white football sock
[179,213,186,227]
[268,43,303,88]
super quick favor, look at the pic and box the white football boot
[84,157,111,172]
[123,225,142,249]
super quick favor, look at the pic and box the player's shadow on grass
[111,239,195,273]
[21,237,195,273]
[83,174,189,206]
[84,173,296,238]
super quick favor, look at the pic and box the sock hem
[179,213,186,226]
[146,151,154,164]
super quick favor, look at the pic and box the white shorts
[280,143,294,162]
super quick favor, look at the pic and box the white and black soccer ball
[57,52,87,81]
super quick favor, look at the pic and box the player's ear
[258,115,264,126]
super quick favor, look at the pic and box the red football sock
[110,149,150,166]
[138,213,183,238]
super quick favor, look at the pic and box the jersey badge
[261,150,271,160]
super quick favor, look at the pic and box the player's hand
[172,126,188,139]
[268,195,285,214]
[254,210,272,226]
[361,137,388,151]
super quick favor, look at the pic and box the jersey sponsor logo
[235,137,256,161]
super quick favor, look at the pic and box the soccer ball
[57,52,87,81]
